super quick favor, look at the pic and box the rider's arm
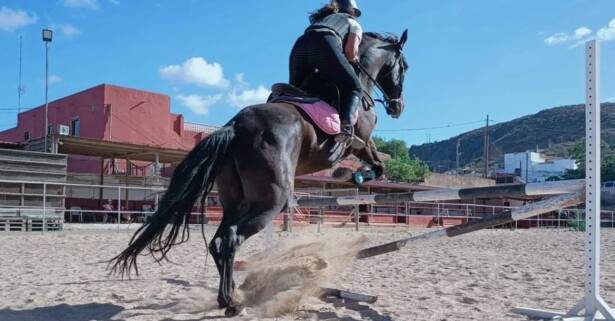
[345,33,360,63]
[345,19,363,63]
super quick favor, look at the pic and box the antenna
[17,35,24,113]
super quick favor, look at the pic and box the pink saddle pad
[284,100,357,135]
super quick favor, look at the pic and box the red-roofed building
[0,84,214,174]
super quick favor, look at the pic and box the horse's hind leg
[218,196,290,316]
[208,163,245,309]
[217,142,296,316]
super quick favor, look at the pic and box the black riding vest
[306,13,354,43]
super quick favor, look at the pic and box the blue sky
[0,0,614,147]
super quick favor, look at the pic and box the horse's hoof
[224,305,244,317]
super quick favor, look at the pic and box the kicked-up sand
[1,224,615,321]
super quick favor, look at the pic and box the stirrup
[335,132,352,144]
[349,136,366,149]
[335,133,366,149]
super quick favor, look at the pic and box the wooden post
[124,158,130,218]
[405,201,409,226]
[99,157,105,206]
[354,205,359,231]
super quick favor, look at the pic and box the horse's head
[359,29,409,119]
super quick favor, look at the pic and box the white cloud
[575,27,592,38]
[48,75,62,85]
[544,27,592,45]
[177,94,222,115]
[607,96,615,103]
[53,24,81,38]
[0,7,37,32]
[227,85,270,108]
[234,73,249,88]
[109,0,120,5]
[160,57,229,89]
[544,33,569,45]
[597,19,615,42]
[64,0,99,9]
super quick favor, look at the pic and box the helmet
[337,0,361,17]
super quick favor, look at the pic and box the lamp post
[42,28,52,152]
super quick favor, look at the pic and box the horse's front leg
[352,138,385,179]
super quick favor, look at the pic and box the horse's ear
[398,29,408,49]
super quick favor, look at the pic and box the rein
[355,58,403,114]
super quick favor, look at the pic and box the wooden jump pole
[355,191,584,259]
[295,179,584,208]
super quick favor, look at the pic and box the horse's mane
[362,32,408,70]
[364,32,399,44]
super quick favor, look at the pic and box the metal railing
[183,122,220,134]
[0,178,166,230]
[2,178,613,232]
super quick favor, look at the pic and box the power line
[374,120,484,132]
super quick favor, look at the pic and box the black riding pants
[289,31,362,123]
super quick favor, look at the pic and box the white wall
[503,151,577,183]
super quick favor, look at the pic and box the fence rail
[1,178,613,232]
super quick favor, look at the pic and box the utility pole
[17,35,24,113]
[42,29,52,153]
[483,115,489,178]
[525,151,529,182]
[456,138,461,174]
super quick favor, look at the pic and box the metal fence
[183,122,220,134]
[1,178,613,232]
[0,178,166,230]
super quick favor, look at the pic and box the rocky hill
[408,103,615,171]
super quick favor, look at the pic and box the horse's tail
[109,126,235,277]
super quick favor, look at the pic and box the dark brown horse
[111,30,409,317]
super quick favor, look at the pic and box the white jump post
[512,39,615,320]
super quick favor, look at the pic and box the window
[24,131,30,141]
[70,118,80,137]
[47,124,53,135]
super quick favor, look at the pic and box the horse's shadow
[0,303,124,321]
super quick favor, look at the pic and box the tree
[372,137,409,160]
[373,136,430,182]
[557,140,615,182]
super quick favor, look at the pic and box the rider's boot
[335,93,365,149]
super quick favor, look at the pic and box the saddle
[268,83,363,149]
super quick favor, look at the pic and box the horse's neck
[358,47,387,96]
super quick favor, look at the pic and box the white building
[502,151,577,183]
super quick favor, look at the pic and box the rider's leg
[289,34,313,90]
[308,33,363,146]
[335,90,361,144]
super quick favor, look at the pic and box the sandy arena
[1,224,615,321]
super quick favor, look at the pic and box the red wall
[0,84,203,174]
[102,84,198,150]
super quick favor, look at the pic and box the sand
[1,224,615,321]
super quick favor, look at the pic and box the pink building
[0,84,214,174]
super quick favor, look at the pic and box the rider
[289,0,363,147]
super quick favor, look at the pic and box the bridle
[355,50,405,114]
